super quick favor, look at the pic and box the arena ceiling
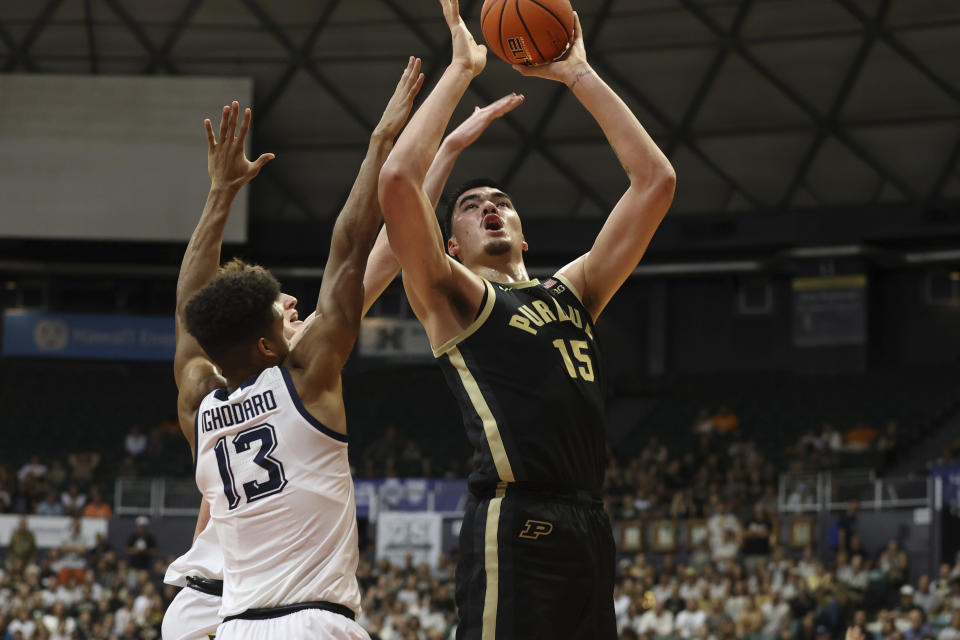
[1,0,958,224]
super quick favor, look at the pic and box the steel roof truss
[676,0,918,202]
[779,0,890,209]
[2,0,64,73]
[240,0,372,132]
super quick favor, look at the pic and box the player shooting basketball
[378,1,675,638]
[164,57,523,639]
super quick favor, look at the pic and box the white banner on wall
[375,512,442,568]
[0,515,109,548]
[0,74,252,242]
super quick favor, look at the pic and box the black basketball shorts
[455,486,617,640]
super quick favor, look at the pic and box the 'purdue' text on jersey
[435,275,606,495]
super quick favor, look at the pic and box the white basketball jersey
[193,366,361,618]
[163,518,223,587]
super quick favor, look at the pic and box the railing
[778,469,929,513]
[114,477,469,520]
[114,478,201,517]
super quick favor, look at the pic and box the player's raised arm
[286,57,423,389]
[515,13,676,321]
[379,0,491,345]
[174,102,274,446]
[360,93,525,317]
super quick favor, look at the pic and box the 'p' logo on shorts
[519,519,553,539]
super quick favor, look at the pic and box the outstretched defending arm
[360,93,525,317]
[174,103,274,451]
[378,0,491,346]
[286,57,424,392]
[515,13,676,321]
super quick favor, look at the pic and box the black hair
[184,259,281,364]
[440,177,512,240]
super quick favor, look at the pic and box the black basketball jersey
[434,275,607,495]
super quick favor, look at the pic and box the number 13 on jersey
[213,423,288,509]
[552,339,595,381]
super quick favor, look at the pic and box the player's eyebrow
[457,191,513,208]
[457,193,482,208]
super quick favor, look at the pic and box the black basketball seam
[515,0,547,63]
[528,0,571,39]
[481,0,497,28]
[497,0,510,63]
[481,0,502,59]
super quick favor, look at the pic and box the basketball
[480,0,576,66]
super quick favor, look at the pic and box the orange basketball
[480,0,575,66]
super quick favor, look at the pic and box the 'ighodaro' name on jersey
[193,366,361,618]
[435,275,607,495]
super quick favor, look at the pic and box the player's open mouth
[482,214,504,231]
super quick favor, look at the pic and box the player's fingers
[237,108,252,148]
[204,119,216,151]
[217,105,230,144]
[487,93,520,110]
[251,153,275,172]
[228,101,240,140]
[411,73,425,97]
[438,0,455,24]
[572,11,583,42]
[396,56,415,92]
[494,94,524,116]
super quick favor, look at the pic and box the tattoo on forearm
[569,69,593,89]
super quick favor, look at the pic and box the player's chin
[284,320,304,341]
[482,238,513,256]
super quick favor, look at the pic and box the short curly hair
[184,259,281,363]
[440,178,511,241]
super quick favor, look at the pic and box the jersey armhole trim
[552,272,583,303]
[432,279,496,358]
[193,409,200,473]
[279,367,348,443]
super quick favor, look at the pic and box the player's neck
[222,364,267,393]
[469,258,531,285]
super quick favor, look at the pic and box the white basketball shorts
[162,587,221,640]
[215,608,369,640]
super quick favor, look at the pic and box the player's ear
[447,236,461,260]
[521,235,528,253]
[257,336,283,360]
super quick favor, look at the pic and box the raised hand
[446,93,525,151]
[512,12,591,88]
[439,0,487,76]
[374,57,426,141]
[204,101,275,191]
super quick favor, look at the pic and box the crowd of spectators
[4,509,960,640]
[603,408,780,523]
[1,455,111,520]
[1,515,164,640]
[361,424,436,478]
[786,421,899,472]
[0,419,191,518]
[1,405,955,640]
